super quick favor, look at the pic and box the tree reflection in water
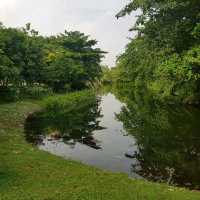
[116,93,200,189]
[25,95,105,150]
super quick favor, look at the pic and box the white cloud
[0,0,17,7]
[0,0,138,66]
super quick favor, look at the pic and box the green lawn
[0,100,199,200]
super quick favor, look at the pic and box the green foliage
[44,31,105,92]
[0,86,19,102]
[20,86,53,99]
[116,0,200,104]
[101,66,121,84]
[0,50,20,86]
[44,52,85,92]
[0,23,105,100]
[44,90,96,113]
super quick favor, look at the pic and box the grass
[0,97,199,200]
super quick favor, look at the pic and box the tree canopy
[0,23,105,99]
[115,0,200,104]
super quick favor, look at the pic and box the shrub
[20,86,53,99]
[44,90,96,113]
[0,86,19,102]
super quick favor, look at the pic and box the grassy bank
[0,96,199,200]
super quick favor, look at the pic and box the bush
[20,86,53,99]
[44,90,96,113]
[0,86,19,102]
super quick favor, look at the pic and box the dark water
[25,92,200,189]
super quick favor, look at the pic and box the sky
[0,0,138,67]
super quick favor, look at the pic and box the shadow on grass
[0,167,19,191]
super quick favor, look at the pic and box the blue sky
[0,0,138,66]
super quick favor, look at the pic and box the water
[25,91,200,189]
[25,93,141,177]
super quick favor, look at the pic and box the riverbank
[0,98,199,200]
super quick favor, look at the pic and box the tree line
[115,0,200,104]
[0,23,105,100]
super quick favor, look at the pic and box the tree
[117,0,200,51]
[0,26,27,85]
[0,22,105,98]
[0,49,19,86]
[44,31,105,91]
[57,31,105,84]
[116,0,200,104]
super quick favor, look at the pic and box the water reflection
[24,89,200,189]
[116,90,200,189]
[25,93,140,177]
[25,96,104,150]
